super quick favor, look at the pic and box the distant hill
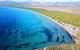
[52,2,80,7]
[0,1,80,7]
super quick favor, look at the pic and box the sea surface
[0,7,75,50]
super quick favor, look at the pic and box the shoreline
[28,9,76,39]
[28,9,80,43]
[27,9,80,50]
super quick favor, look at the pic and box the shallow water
[0,7,75,50]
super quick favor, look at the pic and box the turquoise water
[0,7,75,50]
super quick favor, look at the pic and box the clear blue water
[0,7,75,50]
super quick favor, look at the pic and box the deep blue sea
[0,7,75,50]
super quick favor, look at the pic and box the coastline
[28,9,76,40]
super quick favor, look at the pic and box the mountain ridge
[0,1,80,7]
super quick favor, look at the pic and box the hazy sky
[0,0,80,2]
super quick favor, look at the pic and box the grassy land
[26,8,80,50]
[38,44,80,50]
[27,8,80,27]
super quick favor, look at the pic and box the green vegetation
[27,8,80,27]
[38,44,80,50]
[26,8,80,50]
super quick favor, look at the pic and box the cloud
[0,0,5,1]
[11,0,27,2]
[0,0,80,2]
